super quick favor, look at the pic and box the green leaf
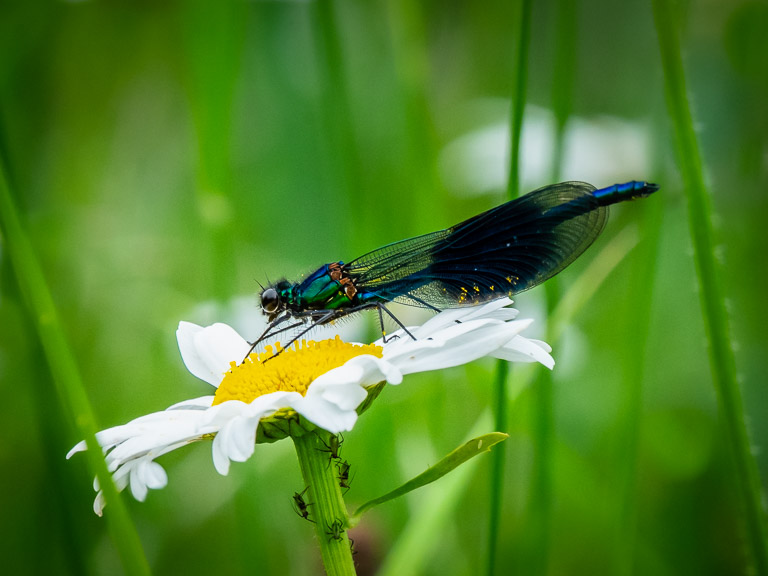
[349,432,508,526]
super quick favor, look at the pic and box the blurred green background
[1,0,766,575]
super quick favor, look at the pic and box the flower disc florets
[214,337,383,405]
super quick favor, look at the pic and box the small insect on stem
[318,433,344,465]
[337,459,352,494]
[326,518,345,542]
[292,486,314,523]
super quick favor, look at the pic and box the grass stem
[653,1,768,572]
[488,1,533,574]
[0,151,150,576]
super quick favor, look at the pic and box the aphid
[337,459,352,494]
[318,433,344,463]
[292,486,314,523]
[326,518,345,542]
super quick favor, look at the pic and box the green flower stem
[0,154,150,575]
[293,431,356,576]
[653,1,768,573]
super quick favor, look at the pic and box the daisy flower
[68,297,552,515]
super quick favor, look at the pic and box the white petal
[205,396,291,474]
[130,465,148,502]
[220,414,260,464]
[491,335,555,369]
[176,322,210,383]
[72,405,216,513]
[460,299,519,322]
[202,400,251,427]
[295,397,359,434]
[141,460,168,490]
[204,393,293,428]
[309,356,400,406]
[230,418,259,462]
[211,434,231,475]
[410,308,468,332]
[530,338,552,353]
[385,319,529,375]
[93,492,106,516]
[286,355,402,433]
[410,297,515,332]
[167,396,215,410]
[127,458,169,502]
[210,411,259,475]
[67,441,87,459]
[177,322,250,387]
[102,413,206,466]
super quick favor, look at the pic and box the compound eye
[261,288,279,314]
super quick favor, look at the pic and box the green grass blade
[613,197,663,575]
[0,155,151,576]
[505,0,533,202]
[489,1,533,573]
[521,1,578,571]
[313,0,367,250]
[487,361,510,576]
[550,0,577,180]
[653,1,768,572]
[183,0,245,301]
[550,224,640,342]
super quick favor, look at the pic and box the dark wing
[345,181,607,309]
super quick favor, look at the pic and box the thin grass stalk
[521,0,578,571]
[613,197,663,576]
[487,361,510,576]
[523,361,553,575]
[506,0,533,202]
[488,1,533,574]
[550,0,576,182]
[313,0,367,251]
[0,154,150,576]
[386,0,443,233]
[652,0,768,573]
[184,0,244,301]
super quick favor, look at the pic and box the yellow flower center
[212,336,383,405]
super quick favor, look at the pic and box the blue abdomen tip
[594,181,659,206]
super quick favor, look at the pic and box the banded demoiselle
[248,180,658,358]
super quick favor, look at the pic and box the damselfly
[247,180,658,360]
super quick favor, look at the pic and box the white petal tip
[66,441,86,459]
[93,493,106,517]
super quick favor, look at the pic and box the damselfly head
[260,287,279,315]
[260,280,293,321]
